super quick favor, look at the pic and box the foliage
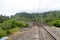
[48,20,60,28]
[0,20,28,38]
[0,15,9,23]
[0,28,6,38]
[11,11,60,23]
[9,27,20,34]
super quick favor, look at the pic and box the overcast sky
[0,0,60,16]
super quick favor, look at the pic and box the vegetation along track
[35,22,56,40]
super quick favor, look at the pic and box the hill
[11,11,60,23]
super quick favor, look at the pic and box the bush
[0,28,7,38]
[12,21,28,28]
[48,20,60,28]
[9,27,20,34]
[47,22,54,26]
[0,20,28,38]
[53,20,60,27]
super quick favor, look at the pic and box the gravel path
[9,26,40,40]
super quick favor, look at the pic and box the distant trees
[0,15,9,23]
[11,11,60,22]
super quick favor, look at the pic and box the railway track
[36,22,56,40]
[9,22,58,40]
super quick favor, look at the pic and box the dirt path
[8,26,40,40]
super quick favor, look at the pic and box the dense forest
[0,11,60,38]
[11,11,60,23]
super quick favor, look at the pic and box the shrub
[48,20,60,28]
[53,20,60,27]
[9,27,20,34]
[12,21,28,28]
[0,20,28,38]
[0,28,7,38]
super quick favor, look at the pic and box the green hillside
[11,11,60,23]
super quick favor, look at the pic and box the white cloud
[0,0,60,16]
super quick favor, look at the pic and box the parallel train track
[34,22,56,40]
